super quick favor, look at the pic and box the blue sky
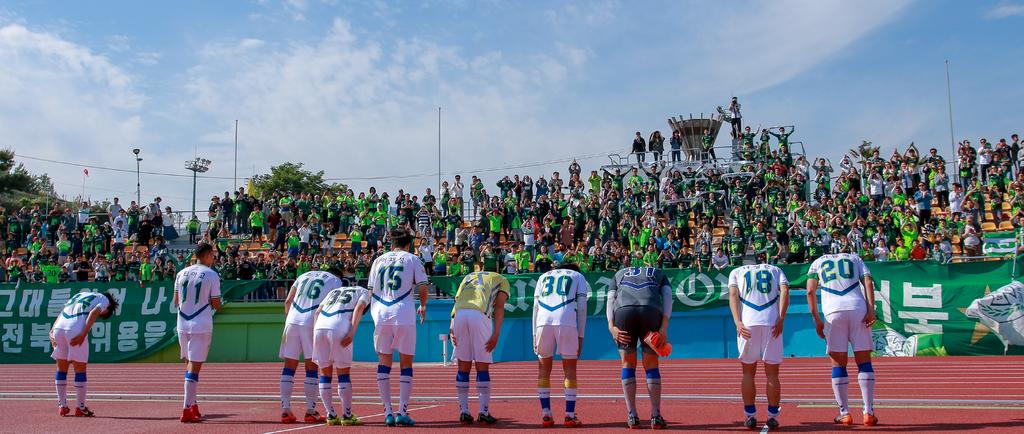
[1,0,1022,212]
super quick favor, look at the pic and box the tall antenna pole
[945,60,957,181]
[234,119,239,191]
[438,106,442,194]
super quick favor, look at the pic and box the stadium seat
[982,222,997,232]
[999,221,1015,231]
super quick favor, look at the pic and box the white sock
[184,371,198,409]
[73,372,86,409]
[318,376,334,417]
[456,371,470,414]
[399,368,414,415]
[831,367,850,415]
[621,368,637,416]
[304,370,319,412]
[338,374,353,417]
[377,365,393,414]
[857,363,876,415]
[476,371,491,415]
[280,368,295,410]
[55,372,68,408]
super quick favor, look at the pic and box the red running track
[2,357,1023,433]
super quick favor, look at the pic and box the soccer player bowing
[449,271,510,425]
[49,290,119,417]
[175,243,222,423]
[728,263,790,430]
[368,229,429,426]
[806,251,878,426]
[532,264,589,428]
[279,268,345,423]
[607,266,672,429]
[311,281,370,426]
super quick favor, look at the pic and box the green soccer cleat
[477,413,497,425]
[384,414,396,427]
[626,414,641,429]
[396,413,416,426]
[651,415,667,430]
[326,414,342,426]
[342,413,362,426]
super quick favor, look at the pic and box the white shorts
[50,329,89,363]
[452,310,494,363]
[825,309,872,353]
[737,325,783,365]
[312,328,354,370]
[179,332,212,363]
[374,324,416,356]
[279,323,315,360]
[534,325,580,360]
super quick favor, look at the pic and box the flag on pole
[982,231,1016,256]
[83,168,89,177]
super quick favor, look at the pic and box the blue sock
[744,404,756,417]
[280,368,296,410]
[768,405,780,418]
[73,372,87,409]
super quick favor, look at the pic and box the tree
[251,162,346,196]
[0,149,35,194]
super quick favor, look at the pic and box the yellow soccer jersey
[451,271,510,318]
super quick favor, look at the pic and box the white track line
[260,404,441,434]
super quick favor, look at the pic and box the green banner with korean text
[431,258,1024,356]
[0,281,263,364]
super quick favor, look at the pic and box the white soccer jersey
[286,271,344,327]
[368,250,428,326]
[808,253,871,316]
[728,264,788,326]
[532,269,590,329]
[314,287,370,331]
[53,292,111,336]
[174,264,222,334]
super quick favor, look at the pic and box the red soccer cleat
[190,404,202,420]
[304,410,326,424]
[541,415,555,427]
[281,410,297,424]
[834,413,853,425]
[863,413,878,426]
[59,406,71,417]
[564,416,582,428]
[74,407,94,417]
[180,407,199,423]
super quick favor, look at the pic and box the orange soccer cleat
[834,413,854,425]
[74,407,94,417]
[59,406,71,417]
[180,407,200,423]
[281,410,297,424]
[541,415,555,428]
[190,404,202,420]
[863,413,878,426]
[304,410,326,424]
[564,416,582,428]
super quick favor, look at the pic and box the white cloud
[679,0,912,97]
[182,18,613,193]
[986,3,1024,19]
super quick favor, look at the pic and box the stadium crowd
[3,127,1022,286]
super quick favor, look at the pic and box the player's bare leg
[619,350,640,428]
[54,359,70,416]
[562,358,581,427]
[280,357,300,423]
[741,362,757,429]
[641,351,666,429]
[853,350,877,426]
[828,351,853,425]
[765,363,781,429]
[474,361,495,425]
[301,358,324,423]
[537,357,555,426]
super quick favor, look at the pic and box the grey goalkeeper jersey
[606,267,673,320]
